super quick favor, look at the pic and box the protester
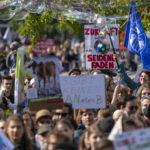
[55,118,74,141]
[4,114,37,150]
[79,121,106,150]
[47,130,72,150]
[37,124,52,150]
[22,111,36,138]
[121,94,138,116]
[74,109,96,146]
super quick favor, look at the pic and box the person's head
[99,117,115,136]
[80,109,96,128]
[116,84,128,101]
[105,75,115,101]
[47,130,72,150]
[136,83,150,106]
[80,121,106,150]
[55,118,74,141]
[2,76,13,92]
[92,139,114,150]
[4,114,25,144]
[0,119,6,132]
[37,124,52,149]
[123,95,138,115]
[90,70,101,75]
[10,41,20,53]
[141,95,150,118]
[113,109,126,122]
[139,70,150,85]
[68,68,81,76]
[53,103,73,121]
[97,108,111,121]
[35,109,52,129]
[22,112,34,132]
[122,116,138,132]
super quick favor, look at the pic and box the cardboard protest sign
[84,24,119,70]
[60,74,106,109]
[0,130,15,150]
[114,128,150,150]
[27,55,64,110]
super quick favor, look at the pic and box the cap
[37,124,52,135]
[35,109,51,122]
[10,41,21,50]
[68,68,81,76]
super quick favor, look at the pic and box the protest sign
[0,130,14,150]
[84,24,119,70]
[27,55,64,110]
[33,39,54,55]
[60,74,106,109]
[114,128,150,150]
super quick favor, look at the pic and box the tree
[8,0,150,46]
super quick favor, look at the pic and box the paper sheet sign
[114,128,150,150]
[60,74,106,109]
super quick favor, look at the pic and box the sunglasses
[129,106,138,111]
[55,112,68,117]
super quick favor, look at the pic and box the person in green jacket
[116,63,150,96]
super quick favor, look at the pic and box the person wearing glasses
[122,95,138,116]
[141,95,150,121]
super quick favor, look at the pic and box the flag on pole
[14,47,24,113]
[124,0,150,70]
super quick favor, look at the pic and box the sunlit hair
[136,83,150,106]
[4,114,35,150]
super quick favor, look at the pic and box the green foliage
[8,0,150,46]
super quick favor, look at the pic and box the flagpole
[99,0,119,67]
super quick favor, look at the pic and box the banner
[14,47,24,113]
[60,74,106,109]
[84,24,119,70]
[114,128,150,150]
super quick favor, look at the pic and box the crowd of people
[0,37,149,150]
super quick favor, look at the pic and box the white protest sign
[26,88,38,99]
[114,128,150,150]
[0,130,15,150]
[84,24,119,70]
[60,74,106,109]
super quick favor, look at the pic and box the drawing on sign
[27,55,63,97]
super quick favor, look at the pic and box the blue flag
[124,0,150,70]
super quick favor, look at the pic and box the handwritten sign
[114,128,150,150]
[60,74,106,109]
[26,88,38,99]
[84,24,119,70]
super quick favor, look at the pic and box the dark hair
[122,95,137,107]
[64,103,73,115]
[2,75,12,81]
[140,70,150,80]
[93,139,114,150]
